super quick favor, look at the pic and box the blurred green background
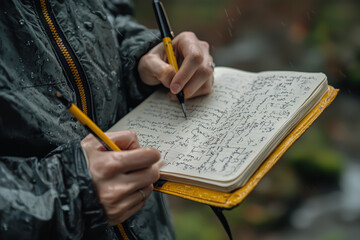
[133,0,360,239]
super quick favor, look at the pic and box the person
[0,0,214,239]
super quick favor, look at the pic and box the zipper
[35,1,132,239]
[116,224,132,240]
[34,0,94,119]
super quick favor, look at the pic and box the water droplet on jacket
[61,204,70,211]
[19,19,25,26]
[46,58,49,62]
[26,40,31,46]
[30,72,35,79]
[83,21,93,31]
[110,70,117,77]
[1,223,8,232]
[94,11,107,21]
[31,178,36,183]
[24,217,30,223]
[105,89,112,101]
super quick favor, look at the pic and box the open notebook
[109,67,337,205]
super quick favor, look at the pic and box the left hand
[138,32,215,99]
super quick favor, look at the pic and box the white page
[110,67,326,183]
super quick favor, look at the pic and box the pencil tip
[181,103,187,119]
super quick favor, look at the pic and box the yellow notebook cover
[154,86,338,209]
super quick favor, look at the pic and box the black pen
[153,0,187,119]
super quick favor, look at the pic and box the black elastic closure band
[210,206,233,240]
[154,179,167,187]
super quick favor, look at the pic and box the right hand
[81,130,162,226]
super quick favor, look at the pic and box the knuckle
[190,48,204,64]
[201,40,210,50]
[181,31,197,39]
[100,188,118,204]
[198,65,212,77]
[125,129,137,139]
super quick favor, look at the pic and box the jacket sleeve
[0,142,110,240]
[104,0,162,108]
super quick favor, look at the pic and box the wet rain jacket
[0,0,175,239]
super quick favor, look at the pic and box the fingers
[170,32,214,98]
[88,146,161,225]
[106,184,153,225]
[90,148,161,181]
[137,31,214,100]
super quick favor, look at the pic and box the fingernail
[171,83,181,94]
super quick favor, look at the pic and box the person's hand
[81,130,162,225]
[138,31,215,100]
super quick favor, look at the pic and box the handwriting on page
[117,69,323,181]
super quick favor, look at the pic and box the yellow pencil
[56,93,121,152]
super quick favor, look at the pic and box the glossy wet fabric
[0,0,175,239]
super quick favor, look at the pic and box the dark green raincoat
[0,0,175,239]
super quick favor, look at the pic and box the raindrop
[26,40,31,46]
[83,21,93,31]
[236,6,242,16]
[105,89,112,101]
[227,27,233,37]
[110,70,117,77]
[30,72,35,79]
[61,204,70,211]
[19,19,25,26]
[1,223,8,232]
[224,8,229,18]
[48,87,53,93]
[93,11,107,21]
[24,217,30,224]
